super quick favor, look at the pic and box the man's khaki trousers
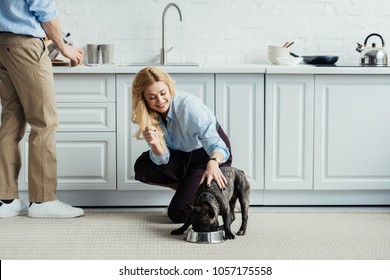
[0,33,58,202]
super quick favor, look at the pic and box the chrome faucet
[160,3,182,65]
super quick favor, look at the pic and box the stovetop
[316,64,390,67]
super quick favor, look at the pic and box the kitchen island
[7,64,390,206]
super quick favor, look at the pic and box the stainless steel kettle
[356,33,388,66]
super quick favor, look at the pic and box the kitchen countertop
[52,64,267,74]
[266,64,390,74]
[52,63,390,74]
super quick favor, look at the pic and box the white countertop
[265,64,390,74]
[52,63,390,74]
[52,64,267,74]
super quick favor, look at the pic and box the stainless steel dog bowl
[185,228,225,244]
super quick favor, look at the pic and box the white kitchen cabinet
[265,74,390,195]
[19,133,116,191]
[116,73,215,191]
[19,74,116,191]
[265,74,314,190]
[314,75,390,190]
[215,74,264,190]
[10,68,389,206]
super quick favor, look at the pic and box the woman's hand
[143,126,160,145]
[200,159,227,190]
[143,126,166,156]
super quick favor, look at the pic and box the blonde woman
[132,67,232,223]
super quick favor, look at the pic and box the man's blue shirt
[0,0,57,37]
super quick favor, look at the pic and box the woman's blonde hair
[131,67,176,144]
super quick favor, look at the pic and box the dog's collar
[197,192,219,214]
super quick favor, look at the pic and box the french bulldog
[171,166,250,240]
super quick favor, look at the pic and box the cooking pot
[356,33,388,66]
[290,52,339,65]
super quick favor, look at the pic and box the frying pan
[302,55,339,65]
[290,52,339,65]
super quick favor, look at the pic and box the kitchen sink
[122,62,202,67]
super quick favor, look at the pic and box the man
[0,0,84,218]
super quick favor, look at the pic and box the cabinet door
[19,132,116,190]
[314,75,390,190]
[173,74,215,109]
[117,73,214,190]
[215,74,264,190]
[265,75,314,190]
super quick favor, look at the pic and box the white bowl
[268,45,290,64]
[268,45,289,52]
[276,56,303,66]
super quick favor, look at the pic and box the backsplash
[56,0,390,65]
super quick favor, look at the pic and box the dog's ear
[201,201,216,218]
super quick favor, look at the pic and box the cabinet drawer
[19,132,116,191]
[57,103,115,131]
[54,74,115,102]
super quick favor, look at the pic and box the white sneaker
[28,200,84,218]
[0,199,28,218]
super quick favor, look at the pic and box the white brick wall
[56,0,390,64]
